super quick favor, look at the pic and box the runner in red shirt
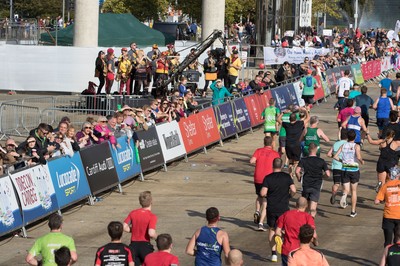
[250,136,280,231]
[123,191,158,266]
[143,233,179,266]
[275,197,317,266]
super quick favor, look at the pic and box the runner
[260,158,296,262]
[95,221,134,266]
[373,88,395,138]
[341,106,368,145]
[278,105,298,168]
[300,69,318,106]
[278,107,310,178]
[250,136,280,231]
[261,98,280,148]
[336,70,353,99]
[327,129,348,205]
[143,234,179,266]
[123,191,158,266]
[227,249,244,266]
[302,116,330,157]
[296,142,330,218]
[274,197,317,266]
[379,226,400,266]
[25,214,78,266]
[366,129,400,191]
[186,207,231,266]
[333,130,364,217]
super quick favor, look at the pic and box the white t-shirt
[337,77,354,97]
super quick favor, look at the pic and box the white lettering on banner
[202,115,214,131]
[236,108,243,115]
[85,158,114,176]
[139,138,158,150]
[15,173,38,207]
[220,114,227,120]
[183,121,197,138]
[263,47,331,65]
[56,167,78,188]
[117,149,132,164]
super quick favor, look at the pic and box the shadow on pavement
[319,248,379,266]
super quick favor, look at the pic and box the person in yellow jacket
[117,50,132,95]
[227,49,242,89]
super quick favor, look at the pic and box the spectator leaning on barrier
[210,79,232,106]
[26,213,78,266]
[76,122,99,148]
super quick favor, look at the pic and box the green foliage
[312,0,342,19]
[125,0,169,21]
[102,0,130,14]
[13,0,62,18]
[176,0,202,22]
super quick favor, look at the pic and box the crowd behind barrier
[0,57,397,238]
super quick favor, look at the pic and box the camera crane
[159,29,225,90]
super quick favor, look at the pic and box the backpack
[306,76,313,87]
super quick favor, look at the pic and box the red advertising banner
[244,94,264,127]
[313,75,325,101]
[178,115,205,154]
[196,108,221,146]
[361,60,381,80]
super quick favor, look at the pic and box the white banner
[381,56,392,72]
[0,175,22,234]
[293,81,306,107]
[156,120,186,162]
[10,165,58,223]
[263,47,331,65]
[299,0,313,27]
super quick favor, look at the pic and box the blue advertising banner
[271,84,299,110]
[0,175,23,236]
[231,98,251,132]
[213,101,237,139]
[46,153,91,209]
[110,136,142,183]
[10,165,59,226]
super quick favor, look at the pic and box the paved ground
[0,82,386,265]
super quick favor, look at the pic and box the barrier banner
[351,64,365,84]
[46,153,91,209]
[0,175,23,236]
[244,95,264,126]
[136,126,165,172]
[79,142,119,195]
[10,165,58,225]
[110,136,142,183]
[362,60,381,80]
[313,75,326,101]
[381,56,392,72]
[179,115,205,154]
[213,101,237,139]
[319,74,331,97]
[257,90,272,110]
[156,121,186,162]
[270,84,299,110]
[263,47,331,65]
[231,98,252,132]
[326,68,341,93]
[292,81,306,106]
[339,65,353,78]
[196,108,221,146]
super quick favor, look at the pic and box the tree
[176,0,202,22]
[125,0,169,21]
[13,0,62,18]
[102,0,130,13]
[312,0,342,19]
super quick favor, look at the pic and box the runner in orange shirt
[375,166,400,247]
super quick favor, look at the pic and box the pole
[62,0,65,27]
[9,0,13,21]
[354,0,358,30]
[323,1,326,28]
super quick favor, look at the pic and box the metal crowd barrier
[0,103,40,139]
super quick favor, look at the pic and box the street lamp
[354,0,358,30]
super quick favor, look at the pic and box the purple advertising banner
[213,101,237,139]
[270,84,299,110]
[231,98,252,132]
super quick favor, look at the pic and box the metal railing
[0,20,39,44]
[0,103,40,139]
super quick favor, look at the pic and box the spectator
[178,76,188,97]
[59,126,80,157]
[275,61,291,83]
[210,79,232,106]
[76,122,99,148]
[94,116,117,148]
[26,214,77,266]
[249,75,263,93]
[95,50,107,94]
[183,91,200,115]
[17,136,46,166]
[143,233,179,266]
[226,50,242,89]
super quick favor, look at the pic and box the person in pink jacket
[94,116,118,149]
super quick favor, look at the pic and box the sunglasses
[28,140,36,144]
[178,98,183,101]
[100,121,107,123]
[84,126,92,129]
[41,130,49,134]
[163,102,169,105]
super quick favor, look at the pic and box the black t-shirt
[387,243,400,266]
[283,121,304,146]
[262,172,294,213]
[95,242,134,266]
[381,123,400,140]
[299,156,328,189]
[391,80,400,94]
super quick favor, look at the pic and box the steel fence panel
[0,103,40,139]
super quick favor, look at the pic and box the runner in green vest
[262,98,280,149]
[303,116,330,157]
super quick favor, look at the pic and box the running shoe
[375,181,382,193]
[330,193,336,205]
[274,235,283,254]
[340,193,348,208]
[350,211,357,218]
[253,211,260,224]
[270,254,278,262]
[258,223,267,232]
